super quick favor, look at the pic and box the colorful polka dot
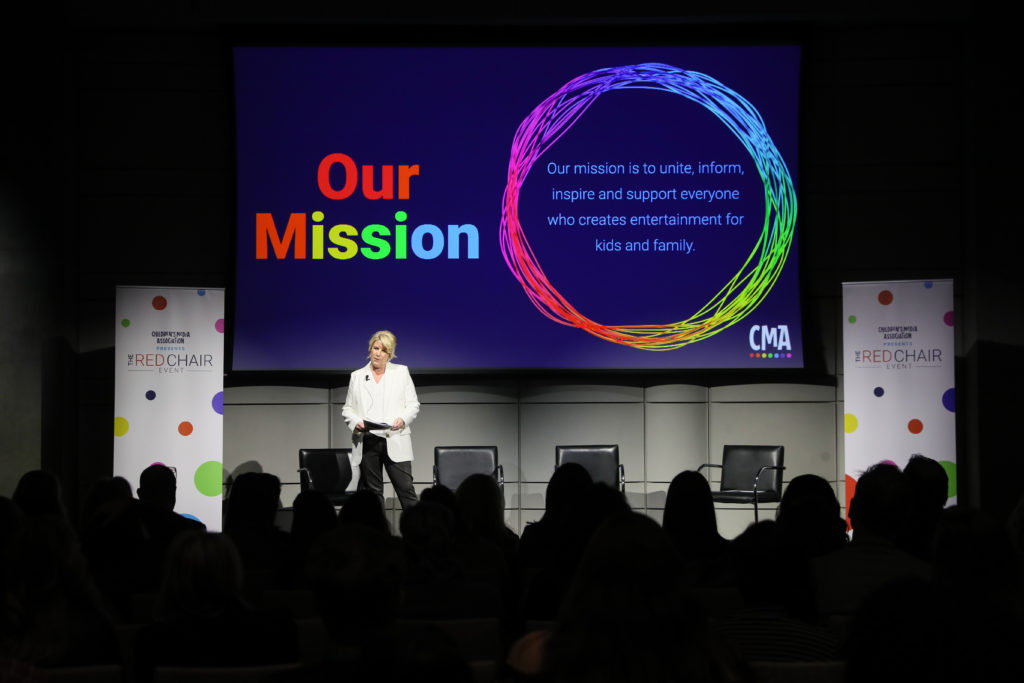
[939,460,957,498]
[145,390,156,400]
[941,388,955,412]
[197,290,206,296]
[194,461,223,497]
[178,421,194,436]
[943,311,954,327]
[880,459,898,467]
[121,318,131,328]
[924,281,933,289]
[215,318,225,333]
[181,513,202,523]
[844,413,858,433]
[908,419,923,434]
[873,387,884,397]
[848,315,857,323]
[152,296,167,310]
[114,417,130,437]
[211,391,223,415]
[878,290,894,305]
[844,474,856,530]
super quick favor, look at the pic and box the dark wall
[4,7,1021,520]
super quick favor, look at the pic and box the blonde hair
[367,330,397,359]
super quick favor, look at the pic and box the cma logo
[749,324,792,351]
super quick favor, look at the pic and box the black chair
[298,448,353,506]
[433,446,504,494]
[698,445,785,522]
[555,444,624,493]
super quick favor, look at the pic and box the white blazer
[341,362,420,465]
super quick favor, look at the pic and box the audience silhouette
[3,454,1022,683]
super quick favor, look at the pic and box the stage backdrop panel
[114,286,225,530]
[842,279,957,515]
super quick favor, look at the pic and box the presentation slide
[233,46,802,370]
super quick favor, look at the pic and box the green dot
[121,319,131,327]
[939,460,957,498]
[848,315,857,323]
[194,461,223,497]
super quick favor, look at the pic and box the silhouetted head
[224,472,281,533]
[849,463,910,541]
[545,462,593,517]
[420,484,458,516]
[904,454,949,511]
[338,489,390,535]
[663,470,720,548]
[777,473,846,557]
[547,512,705,683]
[400,500,456,557]
[291,489,337,542]
[157,531,244,619]
[138,463,177,511]
[12,470,65,519]
[456,473,505,539]
[932,505,1018,594]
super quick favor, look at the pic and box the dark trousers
[359,433,418,511]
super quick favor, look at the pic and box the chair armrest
[433,464,439,487]
[752,464,785,492]
[496,464,504,487]
[297,467,313,490]
[697,463,722,473]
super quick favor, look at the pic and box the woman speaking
[342,330,420,511]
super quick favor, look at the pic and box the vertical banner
[114,286,225,530]
[842,279,957,514]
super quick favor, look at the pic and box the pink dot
[943,311,954,326]
[878,290,894,305]
[215,319,225,333]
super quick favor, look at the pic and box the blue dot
[942,388,955,412]
[212,391,224,415]
[145,390,156,400]
[873,387,884,397]
[181,513,202,523]
[197,289,206,296]
[924,281,933,289]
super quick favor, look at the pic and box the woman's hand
[392,417,406,430]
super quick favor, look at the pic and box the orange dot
[152,296,167,310]
[908,419,923,434]
[878,290,894,305]
[178,421,193,436]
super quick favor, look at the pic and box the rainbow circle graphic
[500,63,797,350]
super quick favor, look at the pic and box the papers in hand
[363,420,392,431]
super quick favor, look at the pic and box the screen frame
[224,20,828,386]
